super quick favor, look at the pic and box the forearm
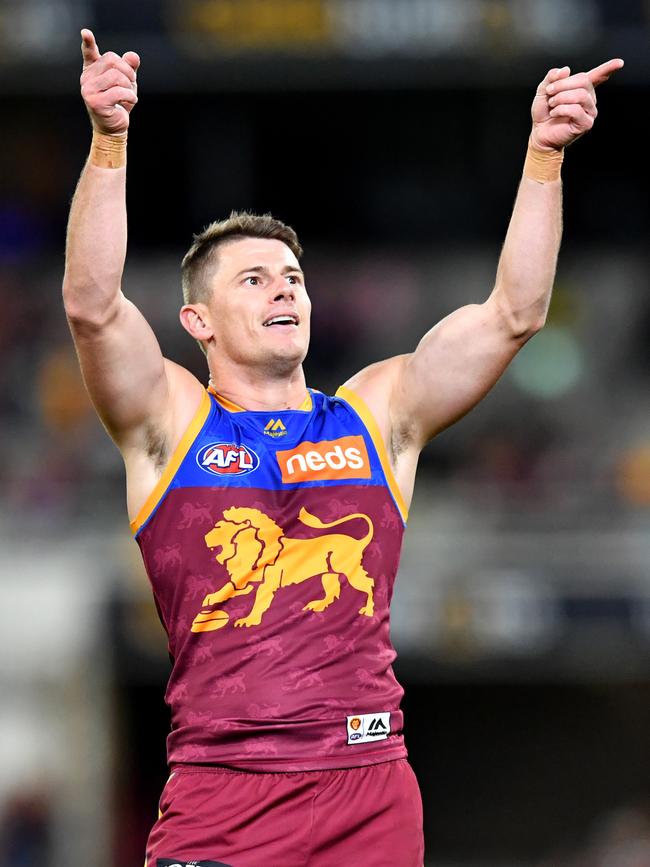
[63,134,128,326]
[490,143,563,339]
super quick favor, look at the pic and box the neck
[207,361,308,412]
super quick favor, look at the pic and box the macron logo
[277,436,371,483]
[346,712,390,745]
[264,418,287,438]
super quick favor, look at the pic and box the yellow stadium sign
[183,0,331,50]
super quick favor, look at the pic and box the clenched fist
[530,58,624,152]
[80,29,139,136]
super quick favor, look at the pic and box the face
[192,237,311,376]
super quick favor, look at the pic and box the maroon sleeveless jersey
[132,386,409,771]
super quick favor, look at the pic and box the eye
[244,275,260,286]
[287,274,302,285]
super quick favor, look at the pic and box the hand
[80,29,140,135]
[530,58,624,152]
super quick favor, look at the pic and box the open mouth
[263,315,299,327]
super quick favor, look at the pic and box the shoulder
[339,354,417,462]
[158,359,208,455]
[165,359,206,413]
[122,359,205,472]
[340,355,407,430]
[123,360,207,524]
[339,355,420,510]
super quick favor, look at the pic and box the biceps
[68,293,169,444]
[398,300,523,443]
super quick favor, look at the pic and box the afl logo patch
[197,443,260,476]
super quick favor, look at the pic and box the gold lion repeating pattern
[191,506,375,632]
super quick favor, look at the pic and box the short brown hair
[181,211,303,306]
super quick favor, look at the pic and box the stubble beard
[259,343,308,379]
[219,329,309,381]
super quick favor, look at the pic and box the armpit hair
[390,420,416,462]
[144,424,169,472]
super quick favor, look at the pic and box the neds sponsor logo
[277,436,370,483]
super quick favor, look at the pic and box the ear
[179,303,213,343]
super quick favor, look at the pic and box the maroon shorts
[145,758,424,867]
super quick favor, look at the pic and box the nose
[272,282,295,303]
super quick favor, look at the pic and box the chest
[173,401,382,494]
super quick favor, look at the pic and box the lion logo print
[153,544,182,572]
[191,507,375,632]
[176,502,213,530]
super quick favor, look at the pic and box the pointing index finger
[587,58,624,87]
[81,28,100,67]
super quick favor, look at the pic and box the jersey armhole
[335,385,408,523]
[130,389,212,535]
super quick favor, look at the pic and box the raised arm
[63,31,203,510]
[345,59,624,506]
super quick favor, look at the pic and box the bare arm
[393,146,563,443]
[63,31,202,458]
[346,59,624,506]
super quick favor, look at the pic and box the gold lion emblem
[191,507,375,632]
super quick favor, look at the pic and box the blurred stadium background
[0,0,648,864]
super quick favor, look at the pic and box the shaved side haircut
[181,211,303,307]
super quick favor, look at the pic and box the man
[64,28,623,867]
